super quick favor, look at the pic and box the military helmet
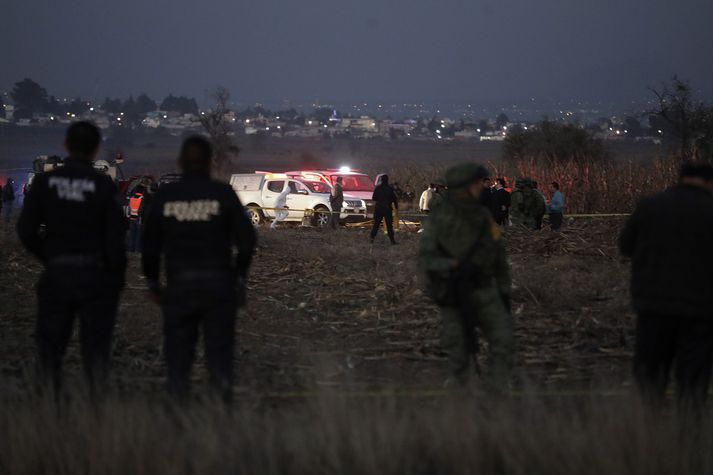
[443,163,490,189]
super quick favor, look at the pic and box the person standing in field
[370,174,398,245]
[329,176,344,229]
[419,163,513,391]
[2,178,16,224]
[127,185,146,252]
[620,162,713,413]
[271,183,290,230]
[17,121,126,395]
[547,182,565,230]
[419,183,436,213]
[493,178,511,226]
[510,178,545,229]
[531,181,547,230]
[142,136,256,404]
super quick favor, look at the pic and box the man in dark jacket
[2,178,16,224]
[620,162,713,411]
[370,174,398,245]
[493,178,511,226]
[480,177,498,219]
[329,176,343,229]
[17,121,126,394]
[142,136,256,403]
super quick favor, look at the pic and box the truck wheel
[312,207,330,227]
[247,206,264,226]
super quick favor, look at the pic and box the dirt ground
[0,216,635,398]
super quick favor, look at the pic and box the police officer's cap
[444,163,490,188]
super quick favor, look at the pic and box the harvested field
[0,217,635,397]
[5,218,712,475]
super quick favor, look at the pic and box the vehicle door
[262,180,285,218]
[286,180,311,219]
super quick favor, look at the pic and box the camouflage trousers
[510,214,538,230]
[439,285,514,391]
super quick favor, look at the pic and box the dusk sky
[3,0,712,106]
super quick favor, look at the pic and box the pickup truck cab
[230,173,366,226]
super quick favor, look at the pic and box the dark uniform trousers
[549,212,563,230]
[370,207,395,242]
[36,264,120,393]
[162,272,238,403]
[634,313,713,411]
[330,200,342,229]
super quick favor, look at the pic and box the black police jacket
[372,184,398,212]
[17,158,127,276]
[141,172,256,286]
[619,184,713,317]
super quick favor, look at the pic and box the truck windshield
[333,175,374,192]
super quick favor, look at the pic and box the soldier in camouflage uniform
[510,178,546,229]
[418,163,514,390]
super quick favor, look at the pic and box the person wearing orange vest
[127,185,146,252]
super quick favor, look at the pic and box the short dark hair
[429,183,435,188]
[496,177,507,187]
[551,181,560,190]
[65,121,101,159]
[680,162,713,182]
[179,135,213,173]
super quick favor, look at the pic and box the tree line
[502,77,713,163]
[5,78,199,124]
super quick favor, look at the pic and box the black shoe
[390,240,398,245]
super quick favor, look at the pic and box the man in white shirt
[419,183,436,213]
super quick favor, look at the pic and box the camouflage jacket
[510,185,545,228]
[418,191,511,297]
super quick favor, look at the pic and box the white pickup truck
[230,173,367,226]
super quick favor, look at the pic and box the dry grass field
[2,218,711,474]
